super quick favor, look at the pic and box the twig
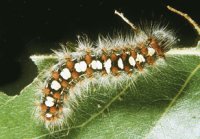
[167,5,200,36]
[114,10,138,32]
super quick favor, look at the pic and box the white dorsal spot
[96,60,103,69]
[128,56,136,66]
[104,59,112,73]
[60,68,71,80]
[105,68,111,74]
[90,60,97,69]
[45,96,55,107]
[46,96,54,102]
[147,47,155,56]
[136,54,145,63]
[118,58,124,69]
[74,63,82,73]
[79,61,87,72]
[51,80,61,91]
[45,113,53,118]
[104,59,111,68]
[45,100,54,107]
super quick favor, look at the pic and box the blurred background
[0,0,199,95]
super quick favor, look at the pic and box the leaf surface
[0,48,200,139]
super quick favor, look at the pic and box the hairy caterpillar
[34,10,176,129]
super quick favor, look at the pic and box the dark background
[0,0,199,95]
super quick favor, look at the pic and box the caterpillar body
[34,11,176,129]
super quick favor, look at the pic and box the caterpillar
[34,10,176,129]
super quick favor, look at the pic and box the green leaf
[0,48,200,139]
